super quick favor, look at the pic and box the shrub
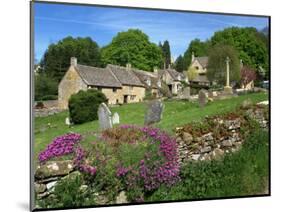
[68,89,107,124]
[83,125,180,202]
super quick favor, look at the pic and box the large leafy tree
[183,39,210,69]
[174,55,185,72]
[40,36,101,82]
[101,29,163,71]
[211,27,268,71]
[207,44,241,85]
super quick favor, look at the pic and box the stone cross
[112,112,120,125]
[144,100,164,125]
[226,56,230,87]
[98,103,112,130]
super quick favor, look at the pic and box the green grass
[34,92,268,162]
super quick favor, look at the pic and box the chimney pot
[71,57,77,66]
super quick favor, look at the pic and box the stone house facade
[189,52,210,86]
[158,68,187,95]
[58,58,145,109]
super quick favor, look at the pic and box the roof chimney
[191,52,195,62]
[70,57,77,66]
[126,63,131,71]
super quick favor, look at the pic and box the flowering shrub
[86,125,180,202]
[38,133,82,162]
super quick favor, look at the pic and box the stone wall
[175,105,268,164]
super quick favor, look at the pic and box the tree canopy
[174,55,185,72]
[40,36,101,82]
[210,27,268,71]
[159,40,171,69]
[101,29,163,72]
[207,44,241,85]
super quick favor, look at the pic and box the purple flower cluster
[116,166,130,177]
[38,133,82,162]
[118,125,180,191]
[73,146,97,176]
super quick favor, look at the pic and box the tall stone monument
[224,56,233,94]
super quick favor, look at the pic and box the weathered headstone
[144,100,164,125]
[98,103,112,130]
[198,89,208,108]
[182,87,190,100]
[112,112,120,125]
[65,117,71,127]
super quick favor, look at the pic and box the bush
[35,74,58,101]
[82,125,180,202]
[68,90,107,124]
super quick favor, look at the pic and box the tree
[207,44,241,85]
[183,39,210,70]
[161,40,171,69]
[35,74,58,101]
[101,29,162,71]
[210,27,268,71]
[186,66,198,81]
[40,36,101,82]
[241,66,257,88]
[174,55,185,72]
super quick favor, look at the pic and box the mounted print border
[30,1,271,211]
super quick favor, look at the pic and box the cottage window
[113,88,117,93]
[130,95,136,100]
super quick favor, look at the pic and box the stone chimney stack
[70,57,77,67]
[191,51,195,62]
[126,63,131,71]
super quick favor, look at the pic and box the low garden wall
[175,104,268,164]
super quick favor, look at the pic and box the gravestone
[144,100,164,125]
[182,87,190,100]
[98,103,112,130]
[112,112,120,125]
[65,117,71,127]
[198,89,208,108]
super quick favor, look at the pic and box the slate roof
[75,64,122,88]
[194,56,209,68]
[133,69,159,89]
[106,64,145,87]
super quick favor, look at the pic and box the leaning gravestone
[112,112,120,125]
[98,103,112,130]
[198,89,208,108]
[144,100,164,125]
[182,87,190,100]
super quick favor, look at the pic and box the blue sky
[34,2,269,62]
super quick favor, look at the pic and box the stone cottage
[58,57,145,109]
[158,68,188,95]
[189,52,210,86]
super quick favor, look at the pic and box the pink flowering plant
[38,133,82,162]
[85,125,180,202]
